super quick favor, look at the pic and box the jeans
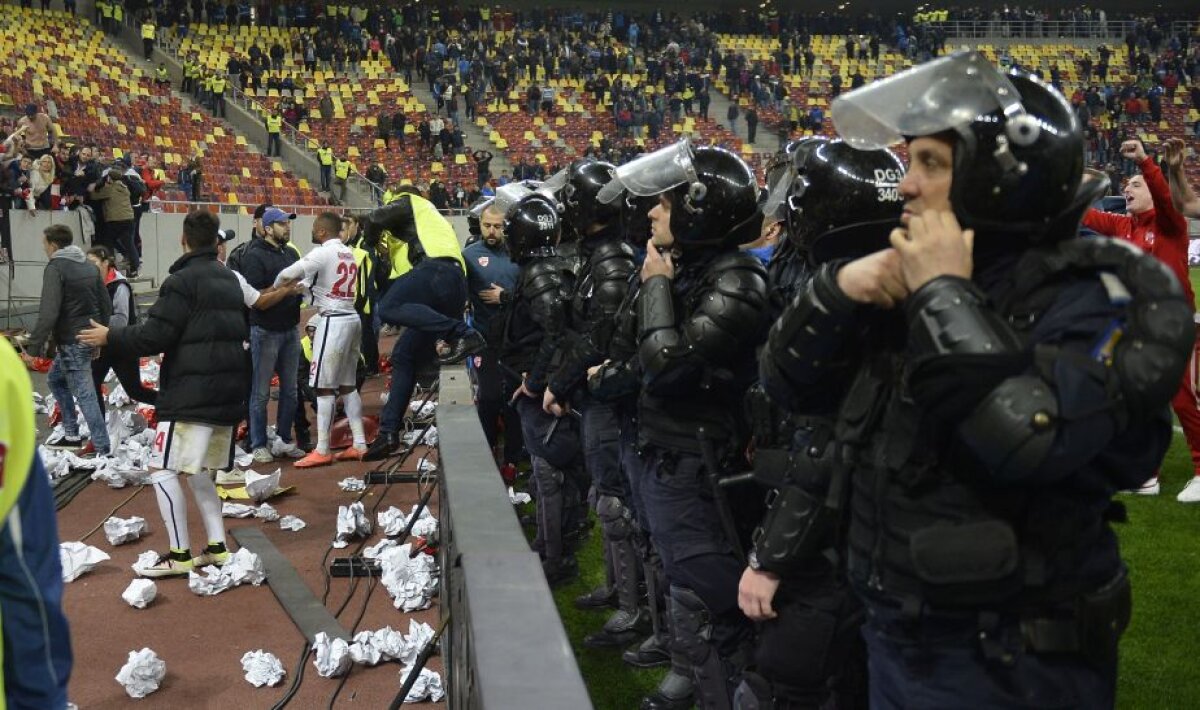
[48,343,110,454]
[267,132,281,157]
[249,325,299,450]
[863,603,1115,709]
[319,165,331,191]
[377,259,468,434]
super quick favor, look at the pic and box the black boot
[624,633,671,669]
[542,556,579,588]
[435,328,486,365]
[363,432,401,461]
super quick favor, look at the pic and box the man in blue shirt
[464,202,522,479]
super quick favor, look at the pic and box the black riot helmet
[561,159,620,236]
[504,193,561,262]
[776,139,906,260]
[832,50,1105,242]
[762,136,828,224]
[595,141,762,251]
[466,196,490,237]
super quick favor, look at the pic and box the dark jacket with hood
[28,245,111,357]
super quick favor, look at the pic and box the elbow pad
[958,374,1058,481]
[761,263,862,403]
[906,276,1022,357]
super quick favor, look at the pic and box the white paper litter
[398,665,445,703]
[377,505,438,539]
[402,425,438,447]
[377,544,438,612]
[60,542,111,582]
[409,400,437,419]
[417,456,438,473]
[131,550,161,574]
[222,503,257,518]
[39,445,73,480]
[233,446,254,468]
[115,648,166,699]
[104,516,148,546]
[255,503,280,522]
[121,579,157,609]
[139,360,161,387]
[312,632,352,678]
[245,468,282,503]
[349,626,406,666]
[279,515,307,532]
[241,650,286,687]
[338,477,366,492]
[399,619,435,666]
[363,538,399,560]
[335,501,372,543]
[187,549,266,596]
[508,486,532,505]
[32,391,50,415]
[106,383,131,408]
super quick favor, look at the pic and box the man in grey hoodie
[19,225,113,455]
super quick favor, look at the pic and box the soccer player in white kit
[273,212,369,467]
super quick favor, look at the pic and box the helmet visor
[596,140,697,204]
[761,164,795,223]
[832,50,1026,150]
[541,167,570,193]
[493,182,535,217]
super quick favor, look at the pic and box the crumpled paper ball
[241,650,286,687]
[115,648,166,699]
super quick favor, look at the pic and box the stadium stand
[0,6,325,210]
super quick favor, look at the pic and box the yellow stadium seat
[431,162,444,173]
[455,153,467,165]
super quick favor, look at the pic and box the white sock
[344,390,366,448]
[188,471,226,546]
[316,395,335,454]
[150,469,189,552]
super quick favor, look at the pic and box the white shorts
[309,312,362,389]
[149,421,235,474]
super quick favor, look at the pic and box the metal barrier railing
[434,368,592,709]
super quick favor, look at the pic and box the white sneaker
[1177,477,1200,503]
[252,447,274,464]
[215,469,246,485]
[1134,477,1160,496]
[270,437,305,459]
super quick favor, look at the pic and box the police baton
[697,432,747,565]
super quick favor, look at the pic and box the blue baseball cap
[261,207,297,227]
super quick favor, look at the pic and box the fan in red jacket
[135,153,165,200]
[1083,139,1200,502]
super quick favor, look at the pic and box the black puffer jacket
[107,248,249,426]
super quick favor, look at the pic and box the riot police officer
[495,189,587,586]
[737,138,907,710]
[761,51,1193,707]
[600,140,772,709]
[544,159,645,648]
[589,189,697,709]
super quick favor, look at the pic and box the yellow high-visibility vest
[156,66,169,81]
[480,8,491,20]
[113,4,123,21]
[211,77,226,93]
[266,115,282,132]
[317,147,333,165]
[352,244,374,314]
[142,23,155,39]
[334,159,353,179]
[384,194,465,278]
[100,2,113,18]
[301,335,313,362]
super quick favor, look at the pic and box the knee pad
[533,459,564,496]
[597,495,633,541]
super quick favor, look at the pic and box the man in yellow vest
[155,63,170,88]
[6,339,74,708]
[141,18,156,61]
[211,73,227,118]
[333,155,354,204]
[112,1,124,31]
[359,189,482,460]
[265,110,283,157]
[316,142,334,192]
[479,6,491,31]
[99,0,114,34]
[341,215,383,374]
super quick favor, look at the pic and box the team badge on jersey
[478,256,490,267]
